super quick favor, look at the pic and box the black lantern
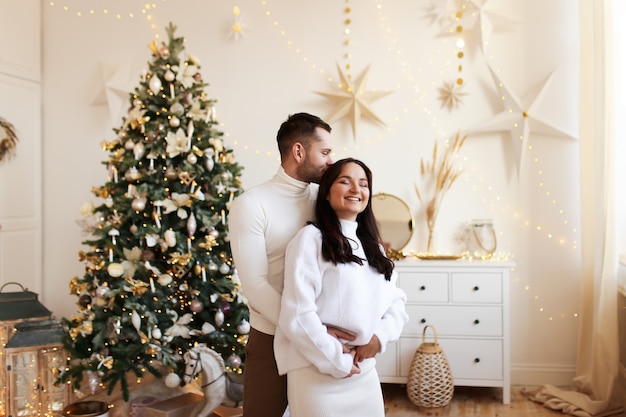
[0,282,70,417]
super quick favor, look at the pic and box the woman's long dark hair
[313,158,394,280]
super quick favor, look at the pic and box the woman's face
[327,162,370,221]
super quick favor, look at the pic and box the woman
[274,158,409,417]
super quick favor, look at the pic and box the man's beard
[296,161,325,184]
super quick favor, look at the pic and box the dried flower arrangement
[0,117,19,163]
[414,131,467,253]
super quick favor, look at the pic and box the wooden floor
[383,384,584,417]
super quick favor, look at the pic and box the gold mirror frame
[372,193,414,255]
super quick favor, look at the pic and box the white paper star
[97,63,136,123]
[469,0,519,53]
[315,63,392,140]
[423,0,457,30]
[433,0,518,56]
[227,6,247,41]
[467,63,577,175]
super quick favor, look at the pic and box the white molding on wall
[0,0,41,81]
[511,363,576,387]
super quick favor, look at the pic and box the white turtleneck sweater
[274,220,409,379]
[228,167,318,335]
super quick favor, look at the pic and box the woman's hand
[353,335,381,363]
[344,349,361,378]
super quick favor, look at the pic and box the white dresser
[377,259,514,404]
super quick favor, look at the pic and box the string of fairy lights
[46,1,580,323]
[47,1,166,20]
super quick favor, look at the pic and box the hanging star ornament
[94,63,137,123]
[438,80,467,111]
[227,5,247,41]
[424,0,458,30]
[468,0,519,54]
[429,0,518,57]
[315,63,392,140]
[467,63,577,176]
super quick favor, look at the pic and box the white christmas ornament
[165,372,181,388]
[164,230,177,247]
[169,116,180,128]
[237,319,250,335]
[149,75,162,95]
[205,157,214,172]
[215,309,225,326]
[152,327,162,339]
[107,263,124,278]
[131,310,141,331]
[170,102,184,115]
[187,213,197,236]
[133,142,146,160]
[126,167,140,180]
[95,286,110,298]
[158,273,173,286]
[131,198,146,212]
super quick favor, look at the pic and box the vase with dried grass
[414,131,467,254]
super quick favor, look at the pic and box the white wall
[41,0,580,386]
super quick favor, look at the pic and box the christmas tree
[59,23,249,401]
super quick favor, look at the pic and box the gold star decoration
[315,63,392,140]
[438,81,467,112]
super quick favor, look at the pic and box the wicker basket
[406,325,454,409]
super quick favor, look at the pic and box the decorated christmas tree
[59,23,249,400]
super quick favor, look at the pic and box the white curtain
[523,0,622,415]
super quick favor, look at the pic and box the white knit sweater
[274,220,408,379]
[228,167,318,335]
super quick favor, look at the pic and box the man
[228,113,335,417]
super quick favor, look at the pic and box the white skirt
[287,361,384,417]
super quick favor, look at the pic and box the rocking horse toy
[183,344,244,417]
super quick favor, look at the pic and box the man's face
[296,127,333,184]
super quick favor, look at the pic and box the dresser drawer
[398,337,503,381]
[403,306,502,337]
[439,338,503,381]
[451,273,502,303]
[398,271,448,303]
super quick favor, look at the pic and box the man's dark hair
[276,113,331,160]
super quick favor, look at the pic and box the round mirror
[371,193,414,253]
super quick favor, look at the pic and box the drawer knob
[473,319,480,325]
[419,285,426,291]
[473,286,480,291]
[474,358,481,364]
[420,318,426,324]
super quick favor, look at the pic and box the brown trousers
[242,328,288,417]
